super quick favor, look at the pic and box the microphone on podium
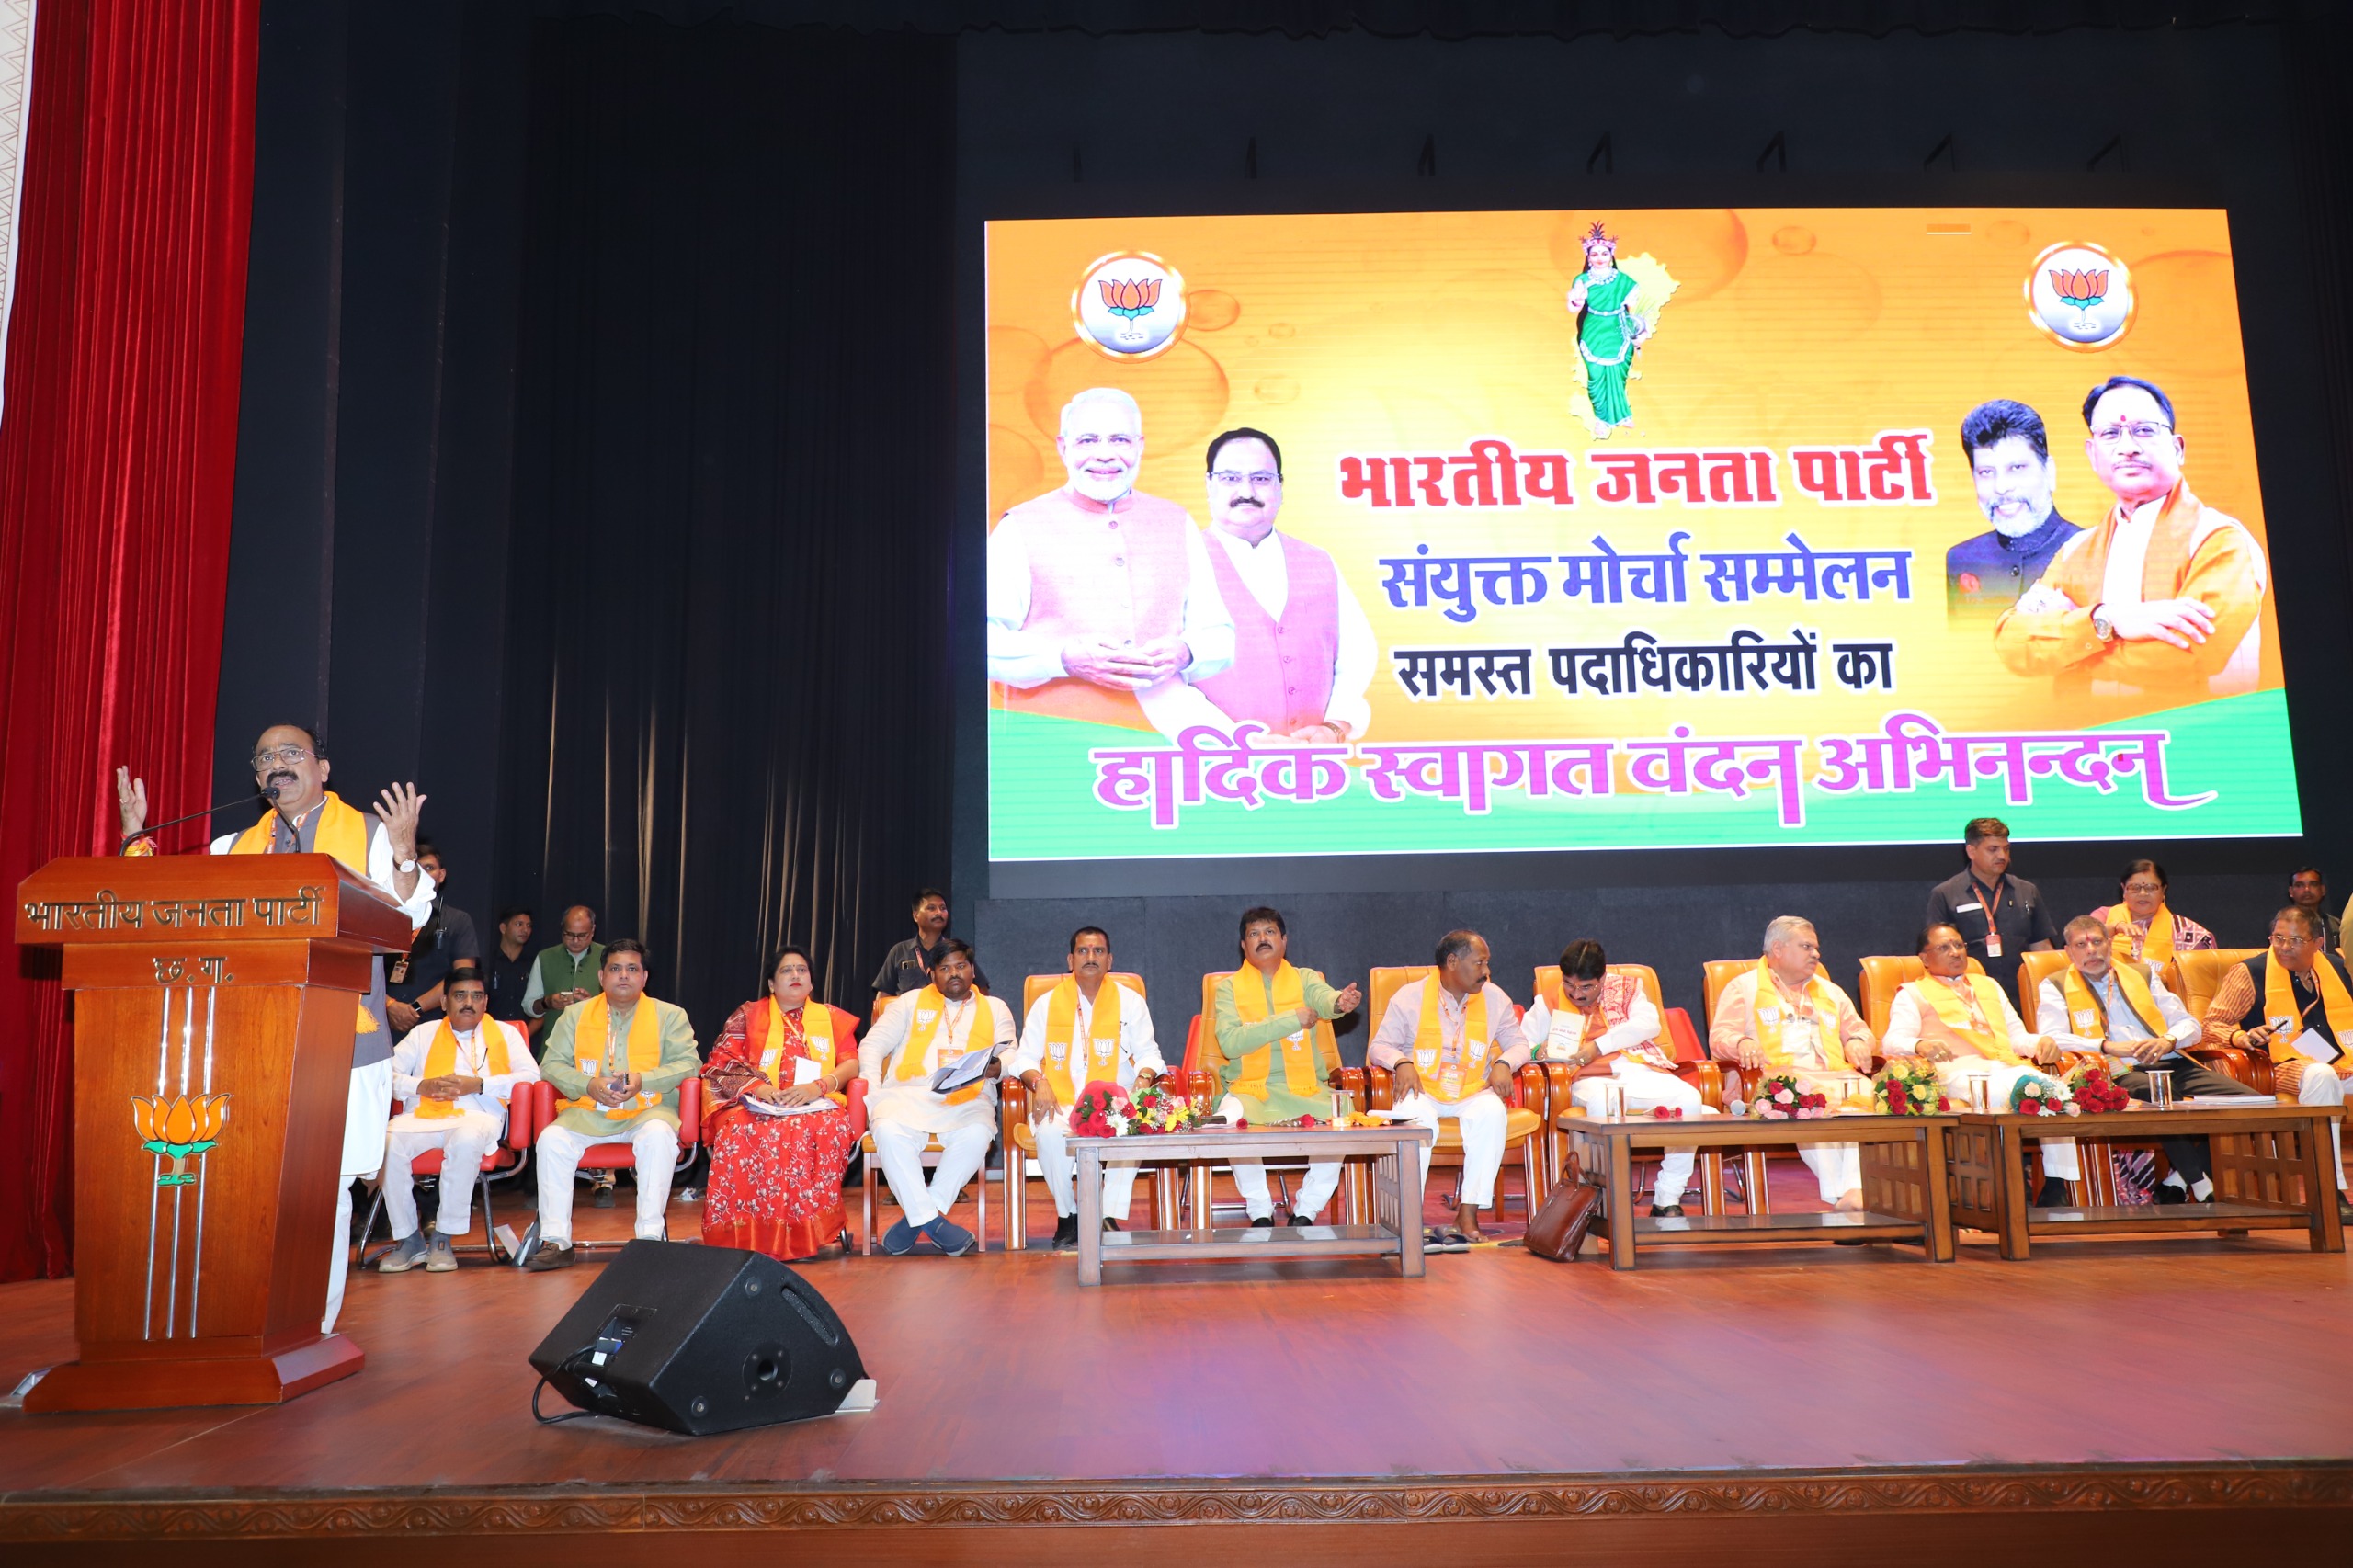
[120,782,280,851]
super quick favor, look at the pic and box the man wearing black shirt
[1924,816,2056,1010]
[871,887,989,1008]
[483,905,537,1024]
[386,842,483,1031]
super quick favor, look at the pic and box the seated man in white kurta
[858,939,1018,1256]
[1707,916,1877,1210]
[1011,926,1165,1250]
[1523,940,1705,1218]
[1885,923,2081,1203]
[1366,929,1531,1243]
[379,970,538,1272]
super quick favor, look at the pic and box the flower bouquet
[2010,1074,2079,1118]
[1068,1080,1132,1137]
[1118,1080,1207,1136]
[1874,1060,1949,1117]
[2064,1064,2131,1115]
[1749,1073,1829,1119]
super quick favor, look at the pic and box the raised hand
[374,782,427,857]
[1331,983,1363,1016]
[115,766,149,836]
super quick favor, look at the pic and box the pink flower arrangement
[1067,1080,1132,1137]
[1749,1073,1828,1119]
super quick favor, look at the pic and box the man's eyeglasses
[2090,422,2173,449]
[1210,470,1281,489]
[250,745,313,770]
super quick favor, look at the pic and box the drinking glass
[1330,1086,1350,1126]
[1965,1077,1992,1114]
[2144,1068,2175,1109]
[1599,1083,1628,1121]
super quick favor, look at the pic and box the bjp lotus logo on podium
[1074,251,1186,360]
[132,1093,231,1187]
[2025,242,2133,349]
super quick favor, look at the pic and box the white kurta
[859,989,1018,1136]
[1885,979,2079,1179]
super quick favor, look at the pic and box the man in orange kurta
[1993,375,2267,709]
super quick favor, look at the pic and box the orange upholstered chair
[356,1074,539,1267]
[1530,962,1726,1213]
[1360,964,1547,1216]
[2173,949,2268,1089]
[523,1077,703,1254]
[997,972,1174,1249]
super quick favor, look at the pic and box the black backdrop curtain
[496,15,956,1034]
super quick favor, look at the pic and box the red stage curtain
[0,0,257,1282]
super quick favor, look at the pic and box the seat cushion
[1429,1105,1543,1155]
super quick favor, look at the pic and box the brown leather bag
[1524,1152,1603,1261]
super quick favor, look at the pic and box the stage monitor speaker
[528,1239,865,1434]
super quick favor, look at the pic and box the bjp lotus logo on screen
[1073,251,1186,360]
[132,1092,232,1187]
[2025,242,2134,349]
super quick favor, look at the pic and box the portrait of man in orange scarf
[1993,374,2267,709]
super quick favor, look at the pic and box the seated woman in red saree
[701,947,859,1259]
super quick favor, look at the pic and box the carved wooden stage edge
[6,1462,2349,1560]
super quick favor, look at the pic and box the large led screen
[985,208,2296,861]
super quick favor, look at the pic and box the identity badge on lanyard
[1976,880,2006,960]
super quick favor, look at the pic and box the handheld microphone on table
[120,782,278,850]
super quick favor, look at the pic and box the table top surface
[1955,1102,2340,1128]
[1067,1122,1435,1155]
[1559,1109,1945,1143]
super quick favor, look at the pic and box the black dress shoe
[2035,1177,2072,1207]
[1051,1215,1079,1250]
[1250,1216,1277,1228]
[1101,1218,1121,1233]
[2154,1182,2190,1205]
[1648,1203,1685,1218]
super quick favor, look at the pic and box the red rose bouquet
[1874,1060,1948,1117]
[1749,1073,1828,1119]
[1068,1080,1132,1137]
[2009,1074,2077,1117]
[2065,1065,2131,1114]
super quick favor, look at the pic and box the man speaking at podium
[117,723,434,1334]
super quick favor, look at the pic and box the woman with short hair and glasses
[2091,858,2216,969]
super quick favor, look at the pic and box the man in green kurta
[525,938,700,1268]
[1565,222,1649,431]
[1212,906,1363,1225]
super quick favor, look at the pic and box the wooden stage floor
[4,1176,2350,1565]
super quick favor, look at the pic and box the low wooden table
[1952,1102,2346,1259]
[1072,1124,1434,1286]
[1559,1111,1955,1270]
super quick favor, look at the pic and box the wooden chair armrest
[2182,1045,2258,1090]
[1365,1064,1395,1110]
[1330,1065,1366,1113]
[1672,1060,1725,1111]
[1538,1061,1577,1119]
[1000,1075,1029,1142]
[1512,1062,1545,1110]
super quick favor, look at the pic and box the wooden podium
[14,855,414,1411]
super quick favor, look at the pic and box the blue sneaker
[881,1217,918,1256]
[922,1216,977,1256]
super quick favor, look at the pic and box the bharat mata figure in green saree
[1563,221,1666,438]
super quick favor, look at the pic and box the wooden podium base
[21,1334,364,1413]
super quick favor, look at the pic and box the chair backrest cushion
[2176,948,2262,1019]
[1022,971,1147,1015]
[1857,955,1986,1039]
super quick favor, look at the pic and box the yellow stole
[2261,958,2353,1070]
[1915,974,2026,1065]
[1229,962,1325,1101]
[2058,963,2165,1046]
[749,998,846,1107]
[563,995,663,1119]
[1039,976,1127,1101]
[415,1019,513,1119]
[1412,973,1493,1103]
[1749,960,1845,1069]
[898,985,987,1105]
[2109,905,2175,966]
[231,792,381,1035]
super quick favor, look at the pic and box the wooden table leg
[1743,1150,1770,1214]
[1396,1137,1425,1278]
[1995,1123,2032,1260]
[2302,1111,2345,1254]
[1188,1161,1212,1236]
[1076,1146,1103,1285]
[1608,1133,1637,1271]
[1699,1150,1724,1217]
[1923,1123,1956,1263]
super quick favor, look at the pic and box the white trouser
[1401,1088,1508,1208]
[535,1119,679,1244]
[382,1110,502,1239]
[2293,1066,2349,1190]
[1936,1061,2081,1179]
[1216,1096,1341,1221]
[1031,1119,1140,1221]
[1570,1065,1703,1206]
[324,1059,392,1335]
[1800,1143,1861,1202]
[872,1120,993,1227]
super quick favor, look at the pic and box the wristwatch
[395,857,419,874]
[2089,604,2115,642]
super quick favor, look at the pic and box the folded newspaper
[929,1046,995,1095]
